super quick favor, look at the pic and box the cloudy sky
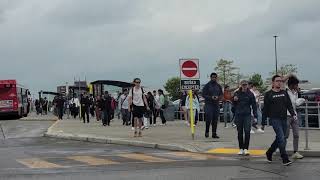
[0,0,319,93]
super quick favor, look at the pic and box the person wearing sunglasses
[128,78,150,137]
[233,80,258,156]
[263,75,297,166]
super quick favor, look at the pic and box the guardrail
[175,101,320,150]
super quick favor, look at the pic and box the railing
[174,101,320,150]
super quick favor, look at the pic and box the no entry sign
[180,59,200,79]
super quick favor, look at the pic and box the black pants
[57,106,64,120]
[205,104,219,136]
[103,110,110,126]
[81,106,90,123]
[160,109,166,124]
[236,115,251,150]
[152,109,159,125]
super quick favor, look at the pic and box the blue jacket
[233,89,258,118]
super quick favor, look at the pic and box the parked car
[300,89,320,128]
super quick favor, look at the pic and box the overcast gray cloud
[0,0,319,94]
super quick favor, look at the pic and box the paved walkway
[44,117,320,156]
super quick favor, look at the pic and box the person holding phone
[202,73,223,139]
[233,80,258,156]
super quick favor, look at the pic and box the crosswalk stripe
[165,152,217,160]
[117,153,174,163]
[17,158,64,169]
[67,156,119,166]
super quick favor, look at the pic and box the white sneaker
[131,127,135,131]
[224,125,228,128]
[244,149,250,156]
[250,129,255,134]
[145,126,149,129]
[186,122,190,127]
[291,152,304,159]
[153,124,156,127]
[257,128,264,133]
[238,149,244,155]
[232,124,237,128]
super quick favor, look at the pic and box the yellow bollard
[189,90,195,140]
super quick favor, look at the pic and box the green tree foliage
[270,64,298,76]
[249,73,268,93]
[164,77,181,101]
[214,59,239,87]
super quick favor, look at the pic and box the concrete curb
[19,119,57,122]
[44,132,187,152]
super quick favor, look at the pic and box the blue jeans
[223,102,233,126]
[236,115,251,150]
[267,118,289,160]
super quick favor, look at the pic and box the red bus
[0,80,29,118]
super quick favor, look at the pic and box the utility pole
[274,35,278,75]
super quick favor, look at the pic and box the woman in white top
[128,78,149,137]
[185,91,200,127]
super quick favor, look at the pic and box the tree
[164,77,181,101]
[214,59,239,87]
[270,64,298,76]
[249,73,268,93]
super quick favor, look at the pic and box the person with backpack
[120,89,130,126]
[185,90,200,127]
[128,78,149,137]
[80,92,90,123]
[158,89,167,125]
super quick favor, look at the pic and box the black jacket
[233,89,257,118]
[263,89,295,121]
[202,81,223,106]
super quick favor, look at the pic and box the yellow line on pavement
[117,153,174,163]
[67,156,118,166]
[166,152,218,160]
[206,148,266,156]
[17,158,64,169]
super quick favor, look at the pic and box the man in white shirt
[70,96,80,119]
[128,78,149,137]
[120,89,130,126]
[285,76,305,159]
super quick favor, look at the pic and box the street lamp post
[274,35,278,75]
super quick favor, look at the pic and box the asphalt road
[0,119,319,180]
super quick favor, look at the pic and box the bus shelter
[90,80,133,98]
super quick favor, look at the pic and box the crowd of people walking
[32,72,305,166]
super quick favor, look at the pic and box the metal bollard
[305,101,310,150]
[318,102,320,128]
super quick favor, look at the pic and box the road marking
[67,156,119,166]
[117,153,174,163]
[165,152,218,160]
[206,148,266,156]
[17,158,64,169]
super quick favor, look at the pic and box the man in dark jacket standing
[233,80,258,156]
[102,91,112,126]
[263,75,296,166]
[202,73,223,139]
[80,92,90,123]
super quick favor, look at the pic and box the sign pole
[189,89,195,140]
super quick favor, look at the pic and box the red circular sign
[182,60,198,78]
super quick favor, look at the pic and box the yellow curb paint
[46,119,60,133]
[117,153,174,163]
[67,156,118,166]
[17,158,64,169]
[166,152,218,160]
[206,148,266,156]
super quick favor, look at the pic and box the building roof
[90,80,133,88]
